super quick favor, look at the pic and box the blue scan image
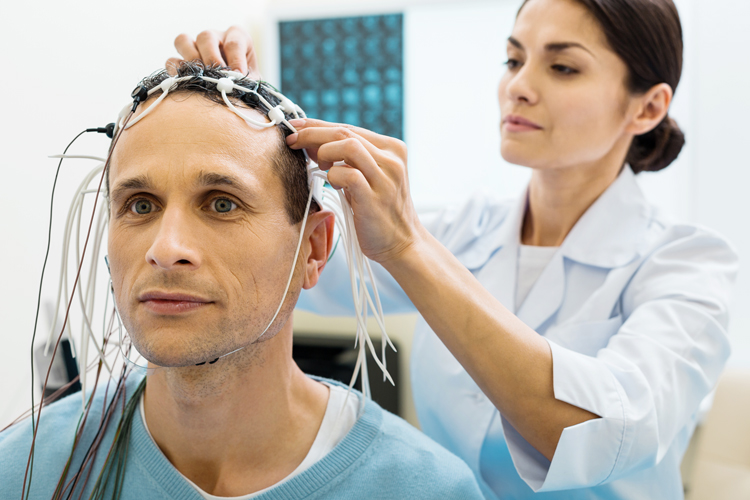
[279,13,404,140]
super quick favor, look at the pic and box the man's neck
[142,322,329,496]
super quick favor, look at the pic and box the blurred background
[0,0,748,495]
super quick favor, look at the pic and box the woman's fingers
[326,164,373,202]
[171,27,259,75]
[195,30,227,67]
[295,118,403,153]
[174,33,201,62]
[315,137,389,190]
[222,26,259,75]
[165,58,182,76]
[288,123,406,186]
[221,30,248,73]
[287,119,417,264]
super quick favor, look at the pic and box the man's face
[108,95,302,367]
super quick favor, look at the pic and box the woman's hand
[286,119,427,266]
[167,26,259,77]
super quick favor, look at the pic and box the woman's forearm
[382,227,598,461]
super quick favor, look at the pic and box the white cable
[124,76,191,129]
[45,163,105,355]
[48,155,107,162]
[220,89,276,129]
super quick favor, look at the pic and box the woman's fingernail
[289,119,305,128]
[286,133,298,145]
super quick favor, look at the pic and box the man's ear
[626,82,673,136]
[302,210,335,290]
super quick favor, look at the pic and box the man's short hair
[109,61,315,224]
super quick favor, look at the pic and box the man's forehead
[110,95,280,182]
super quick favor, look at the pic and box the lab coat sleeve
[505,225,738,491]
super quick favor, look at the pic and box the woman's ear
[627,82,673,136]
[302,210,335,290]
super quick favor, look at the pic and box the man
[0,64,483,499]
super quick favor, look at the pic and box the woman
[172,0,738,497]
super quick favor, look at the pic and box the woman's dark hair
[519,0,685,173]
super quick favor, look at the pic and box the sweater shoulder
[0,391,89,496]
[363,407,484,499]
[0,376,143,498]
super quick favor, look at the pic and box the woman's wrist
[376,222,434,275]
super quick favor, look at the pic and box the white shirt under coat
[297,166,738,499]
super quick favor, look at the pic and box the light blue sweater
[0,374,483,499]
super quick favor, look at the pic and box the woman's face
[498,0,637,171]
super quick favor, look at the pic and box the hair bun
[627,116,685,173]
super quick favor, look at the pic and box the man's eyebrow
[196,171,257,198]
[507,37,594,57]
[110,174,154,202]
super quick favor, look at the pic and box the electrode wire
[22,128,87,500]
[22,112,133,500]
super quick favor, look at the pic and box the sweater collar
[128,375,382,500]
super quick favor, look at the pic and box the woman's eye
[131,199,153,215]
[211,198,237,213]
[552,64,577,75]
[504,58,521,70]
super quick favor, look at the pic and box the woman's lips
[139,292,213,315]
[502,115,543,132]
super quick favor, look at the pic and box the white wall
[1,0,748,430]
[692,0,750,367]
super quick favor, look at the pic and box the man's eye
[131,199,153,215]
[211,198,237,213]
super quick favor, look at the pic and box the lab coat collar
[468,166,650,267]
[558,166,651,268]
[485,166,650,269]
[471,166,651,331]
[515,167,650,330]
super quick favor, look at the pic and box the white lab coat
[296,166,738,499]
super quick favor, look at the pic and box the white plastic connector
[267,106,285,124]
[216,77,235,93]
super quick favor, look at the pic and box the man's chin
[130,336,233,368]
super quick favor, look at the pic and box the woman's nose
[504,63,540,105]
[145,209,202,271]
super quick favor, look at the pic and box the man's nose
[145,208,202,271]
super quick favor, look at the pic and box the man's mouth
[138,291,213,315]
